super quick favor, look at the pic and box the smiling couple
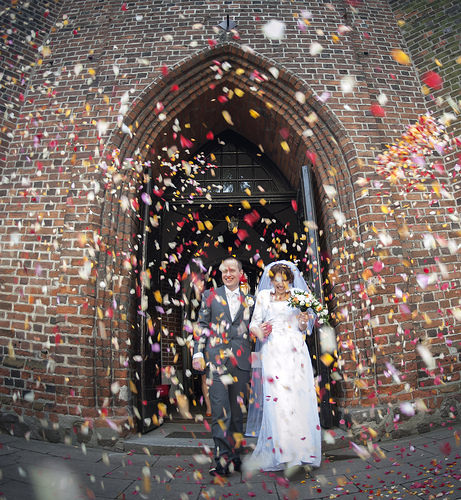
[192,257,322,477]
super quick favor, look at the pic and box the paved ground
[0,423,460,499]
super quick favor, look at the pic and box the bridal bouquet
[287,290,330,325]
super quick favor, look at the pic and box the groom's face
[221,260,243,291]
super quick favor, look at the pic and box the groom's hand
[261,322,272,338]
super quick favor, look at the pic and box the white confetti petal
[309,41,323,56]
[262,20,286,40]
[416,344,436,370]
[269,66,279,79]
[333,210,346,226]
[340,76,355,93]
[324,184,337,199]
[295,91,306,104]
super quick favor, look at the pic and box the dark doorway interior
[136,130,333,432]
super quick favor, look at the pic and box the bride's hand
[298,311,309,323]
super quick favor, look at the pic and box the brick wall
[0,0,459,443]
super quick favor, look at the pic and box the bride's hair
[268,263,294,283]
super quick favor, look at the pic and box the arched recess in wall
[93,42,361,419]
[101,41,360,284]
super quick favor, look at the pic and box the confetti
[262,20,286,40]
[391,48,411,65]
[422,70,443,90]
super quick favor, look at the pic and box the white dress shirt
[225,286,241,321]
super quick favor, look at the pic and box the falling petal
[222,110,234,125]
[422,70,443,90]
[416,344,436,370]
[262,20,286,40]
[324,184,337,199]
[310,41,323,56]
[391,49,411,65]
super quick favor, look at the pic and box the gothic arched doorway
[136,130,332,432]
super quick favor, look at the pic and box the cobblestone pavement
[0,423,460,499]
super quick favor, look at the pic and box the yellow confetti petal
[129,380,138,394]
[241,200,251,209]
[154,290,162,303]
[249,109,260,119]
[281,141,290,152]
[234,88,244,97]
[368,427,378,438]
[222,110,234,125]
[362,269,373,280]
[391,49,411,65]
[320,353,334,366]
[204,220,213,231]
[236,68,245,75]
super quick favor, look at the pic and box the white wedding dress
[245,288,322,471]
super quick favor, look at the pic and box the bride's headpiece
[258,259,308,292]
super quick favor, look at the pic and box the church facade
[0,0,460,447]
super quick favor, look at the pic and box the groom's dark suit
[195,285,253,465]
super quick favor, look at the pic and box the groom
[192,257,253,476]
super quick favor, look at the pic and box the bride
[245,260,322,472]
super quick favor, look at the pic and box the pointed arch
[93,43,363,423]
[100,41,361,279]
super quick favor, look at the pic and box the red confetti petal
[279,128,289,140]
[237,229,249,241]
[243,209,260,227]
[422,70,443,90]
[206,131,214,140]
[306,150,317,165]
[208,39,217,48]
[161,65,169,76]
[371,104,386,117]
[291,199,298,212]
[373,261,384,273]
[121,3,128,11]
[170,84,179,92]
[180,135,193,149]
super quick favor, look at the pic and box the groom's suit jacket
[195,286,254,372]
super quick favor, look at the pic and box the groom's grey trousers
[208,359,250,461]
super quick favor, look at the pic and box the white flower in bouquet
[287,290,329,324]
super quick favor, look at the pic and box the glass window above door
[185,130,294,200]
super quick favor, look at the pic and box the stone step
[119,420,352,456]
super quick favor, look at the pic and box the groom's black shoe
[209,461,230,477]
[230,457,242,473]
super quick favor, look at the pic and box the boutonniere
[244,296,254,307]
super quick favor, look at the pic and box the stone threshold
[119,421,352,456]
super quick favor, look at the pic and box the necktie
[227,291,240,320]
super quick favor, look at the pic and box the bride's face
[271,273,289,294]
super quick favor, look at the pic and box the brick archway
[93,42,363,430]
[99,40,360,299]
